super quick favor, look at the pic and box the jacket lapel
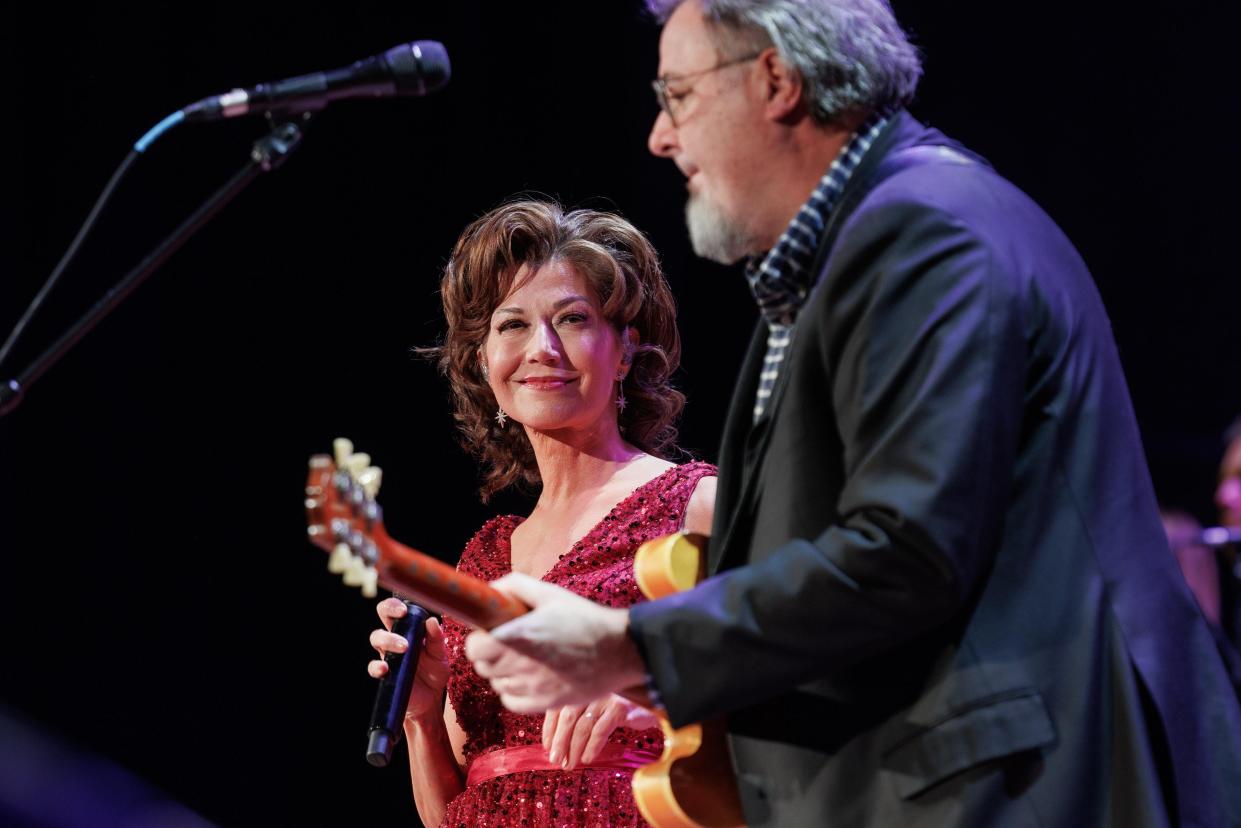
[708,321,767,573]
[708,112,937,574]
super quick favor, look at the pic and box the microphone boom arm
[0,117,306,419]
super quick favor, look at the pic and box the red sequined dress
[439,461,716,828]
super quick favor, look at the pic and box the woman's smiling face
[482,260,629,436]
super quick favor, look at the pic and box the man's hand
[464,574,649,713]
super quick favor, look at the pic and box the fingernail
[548,749,558,764]
[392,639,407,651]
[561,757,568,769]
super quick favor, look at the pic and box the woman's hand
[541,694,660,770]
[367,597,450,723]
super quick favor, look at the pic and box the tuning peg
[333,438,354,467]
[343,555,367,587]
[328,543,352,574]
[357,466,383,499]
[343,452,371,478]
[360,565,379,599]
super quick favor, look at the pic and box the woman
[367,199,715,827]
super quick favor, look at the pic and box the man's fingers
[488,572,572,608]
[464,629,505,673]
[496,692,548,715]
[367,659,388,679]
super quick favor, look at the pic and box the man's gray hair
[647,0,922,125]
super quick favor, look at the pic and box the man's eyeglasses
[651,52,762,127]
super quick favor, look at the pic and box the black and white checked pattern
[744,112,889,420]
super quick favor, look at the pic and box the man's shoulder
[845,139,1062,259]
[848,111,1017,216]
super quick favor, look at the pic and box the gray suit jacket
[630,112,1241,826]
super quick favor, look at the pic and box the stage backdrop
[3,1,1236,825]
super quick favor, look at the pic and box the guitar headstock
[304,439,528,627]
[305,437,388,599]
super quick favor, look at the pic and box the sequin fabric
[439,461,717,828]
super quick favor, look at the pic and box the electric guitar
[304,439,745,828]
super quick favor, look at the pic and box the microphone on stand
[182,40,450,122]
[367,601,432,768]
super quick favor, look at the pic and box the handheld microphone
[1200,526,1241,547]
[182,41,450,122]
[367,601,432,768]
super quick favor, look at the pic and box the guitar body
[631,534,747,828]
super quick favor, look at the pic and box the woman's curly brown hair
[431,199,685,502]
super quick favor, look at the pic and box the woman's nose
[527,321,563,363]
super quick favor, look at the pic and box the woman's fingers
[364,607,453,724]
[376,597,407,631]
[565,703,599,769]
[369,627,411,657]
[422,616,446,662]
[542,708,558,752]
[547,705,583,767]
[571,699,620,768]
[542,696,653,768]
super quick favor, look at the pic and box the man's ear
[757,47,806,121]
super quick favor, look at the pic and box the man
[1218,417,1241,655]
[1219,416,1241,530]
[1162,418,1241,684]
[465,1,1241,825]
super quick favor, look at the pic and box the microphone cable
[0,111,184,372]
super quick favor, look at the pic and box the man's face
[1217,435,1241,527]
[648,1,767,264]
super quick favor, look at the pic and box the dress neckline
[499,462,707,583]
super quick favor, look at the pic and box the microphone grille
[385,40,451,96]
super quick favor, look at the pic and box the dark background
[2,1,1237,825]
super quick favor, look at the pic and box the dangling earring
[617,330,635,413]
[479,360,506,426]
[615,371,627,412]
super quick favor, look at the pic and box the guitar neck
[372,528,527,629]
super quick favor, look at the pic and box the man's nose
[648,108,679,158]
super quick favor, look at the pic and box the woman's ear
[621,326,639,368]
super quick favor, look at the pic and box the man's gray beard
[685,192,756,265]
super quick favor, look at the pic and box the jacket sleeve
[629,185,1029,727]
